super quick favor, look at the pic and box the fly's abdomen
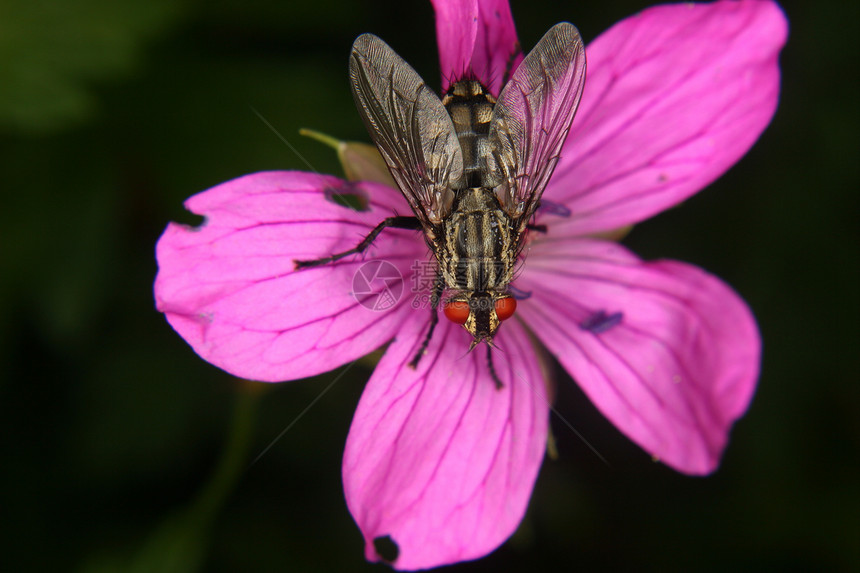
[443,80,496,189]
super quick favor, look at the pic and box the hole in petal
[324,181,369,211]
[579,310,623,334]
[175,212,207,230]
[372,535,399,564]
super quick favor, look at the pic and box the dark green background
[1,0,856,571]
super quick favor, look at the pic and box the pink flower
[154,0,786,569]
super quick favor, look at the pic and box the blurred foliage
[0,0,187,133]
[0,0,857,572]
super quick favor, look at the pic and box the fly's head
[443,291,517,348]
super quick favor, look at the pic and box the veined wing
[349,34,464,228]
[488,22,586,232]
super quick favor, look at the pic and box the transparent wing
[488,22,586,231]
[349,33,464,227]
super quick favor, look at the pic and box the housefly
[296,23,586,385]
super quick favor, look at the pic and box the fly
[295,23,586,386]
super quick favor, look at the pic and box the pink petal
[343,315,548,569]
[517,238,760,474]
[548,0,787,235]
[431,0,522,95]
[154,171,425,382]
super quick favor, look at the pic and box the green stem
[187,382,263,527]
[299,128,342,151]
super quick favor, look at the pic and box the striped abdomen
[442,80,497,189]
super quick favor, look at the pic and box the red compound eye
[443,300,470,324]
[494,296,517,321]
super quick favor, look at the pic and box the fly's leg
[408,273,444,369]
[526,200,549,234]
[294,216,421,269]
[487,345,503,390]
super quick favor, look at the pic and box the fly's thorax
[442,80,499,189]
[438,188,518,293]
